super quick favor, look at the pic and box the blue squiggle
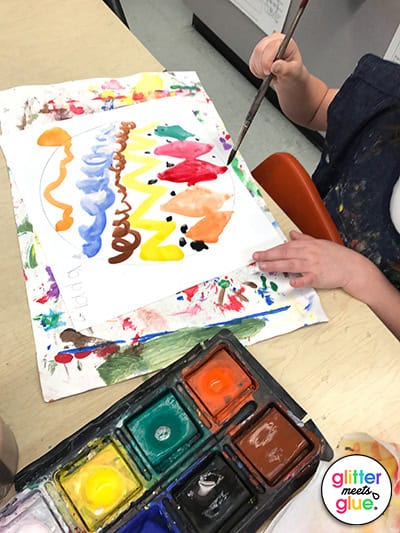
[77,126,116,258]
[257,288,274,306]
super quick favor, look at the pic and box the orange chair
[251,152,343,245]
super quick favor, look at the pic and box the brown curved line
[108,121,141,264]
[108,232,142,264]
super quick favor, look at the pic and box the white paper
[229,0,291,35]
[0,97,283,329]
[384,24,400,64]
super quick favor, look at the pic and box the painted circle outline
[39,120,237,264]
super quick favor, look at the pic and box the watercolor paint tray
[3,330,333,532]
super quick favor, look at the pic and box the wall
[184,0,400,88]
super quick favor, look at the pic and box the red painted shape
[131,333,140,345]
[74,349,93,360]
[182,284,199,302]
[158,160,227,186]
[132,92,145,101]
[122,317,135,330]
[55,352,73,364]
[155,140,227,185]
[36,295,49,304]
[95,345,119,358]
[224,294,244,312]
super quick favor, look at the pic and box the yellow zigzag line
[122,126,183,261]
[124,122,159,151]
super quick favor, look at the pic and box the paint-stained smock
[312,54,400,290]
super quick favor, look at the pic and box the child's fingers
[290,272,314,288]
[289,230,315,241]
[256,258,307,273]
[250,35,285,77]
[270,59,295,78]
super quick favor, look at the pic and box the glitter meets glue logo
[321,454,392,525]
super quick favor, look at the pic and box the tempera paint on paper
[0,71,328,402]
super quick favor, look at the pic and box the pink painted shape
[154,140,212,159]
[173,303,204,317]
[137,308,168,330]
[68,102,84,115]
[101,79,125,90]
[155,140,228,186]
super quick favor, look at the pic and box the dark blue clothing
[312,54,400,290]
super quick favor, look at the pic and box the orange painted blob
[185,349,254,423]
[37,127,72,146]
[185,210,233,243]
[160,185,232,217]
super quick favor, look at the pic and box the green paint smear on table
[97,318,265,386]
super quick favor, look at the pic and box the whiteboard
[229,0,291,35]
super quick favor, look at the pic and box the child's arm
[253,231,400,339]
[249,34,338,131]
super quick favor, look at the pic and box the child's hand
[249,33,304,85]
[249,34,334,130]
[252,230,381,301]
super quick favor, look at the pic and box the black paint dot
[170,190,176,196]
[195,138,200,141]
[166,139,171,143]
[166,216,173,222]
[166,162,174,168]
[148,179,158,185]
[190,241,209,252]
[144,151,151,154]
[179,237,187,247]
[147,133,152,136]
[212,155,216,158]
[180,224,188,233]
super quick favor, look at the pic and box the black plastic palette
[5,329,333,532]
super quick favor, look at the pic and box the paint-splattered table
[0,0,399,510]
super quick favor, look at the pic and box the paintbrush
[227,0,309,165]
